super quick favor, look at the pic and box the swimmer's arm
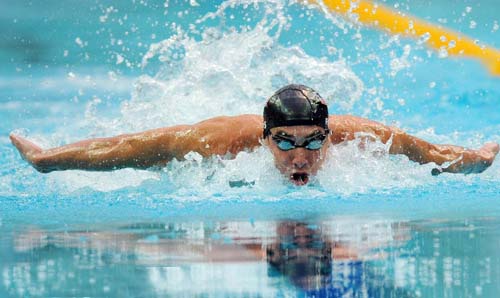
[390,131,499,175]
[330,115,499,175]
[9,126,195,172]
[10,115,263,173]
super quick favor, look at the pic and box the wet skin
[265,126,330,186]
[9,114,500,185]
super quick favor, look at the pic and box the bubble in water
[469,21,477,29]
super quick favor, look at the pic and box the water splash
[4,0,500,200]
[80,0,364,135]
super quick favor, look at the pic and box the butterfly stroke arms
[10,114,499,175]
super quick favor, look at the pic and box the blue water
[1,0,500,297]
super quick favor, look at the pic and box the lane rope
[308,0,500,76]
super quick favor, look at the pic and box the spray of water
[4,0,500,199]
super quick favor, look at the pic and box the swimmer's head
[263,84,329,139]
[263,84,330,186]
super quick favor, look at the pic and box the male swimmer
[10,84,499,186]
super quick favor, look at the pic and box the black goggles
[271,131,328,151]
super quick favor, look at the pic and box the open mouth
[290,172,309,186]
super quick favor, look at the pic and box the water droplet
[108,71,117,81]
[438,47,448,58]
[75,37,84,47]
[418,32,431,44]
[116,54,124,65]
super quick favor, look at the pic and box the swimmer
[10,84,499,186]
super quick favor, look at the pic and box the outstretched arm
[10,115,262,173]
[330,115,499,175]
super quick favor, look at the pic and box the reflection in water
[2,217,499,297]
[268,222,351,295]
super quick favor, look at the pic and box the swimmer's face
[265,125,330,186]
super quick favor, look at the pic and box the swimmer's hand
[9,133,49,173]
[431,142,499,175]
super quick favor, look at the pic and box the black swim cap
[263,84,329,138]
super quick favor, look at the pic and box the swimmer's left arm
[390,131,499,175]
[330,115,499,175]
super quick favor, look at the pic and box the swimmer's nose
[292,150,308,169]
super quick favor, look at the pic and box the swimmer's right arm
[10,115,262,173]
[10,125,197,173]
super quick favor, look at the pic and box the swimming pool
[1,0,500,296]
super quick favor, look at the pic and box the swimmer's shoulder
[223,114,262,151]
[329,114,370,125]
[228,114,263,127]
[329,114,386,142]
[329,114,401,143]
[328,114,364,142]
[194,114,263,154]
[195,114,262,132]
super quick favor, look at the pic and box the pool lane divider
[308,0,500,76]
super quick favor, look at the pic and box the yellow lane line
[309,0,500,75]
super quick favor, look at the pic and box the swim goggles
[271,131,328,151]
